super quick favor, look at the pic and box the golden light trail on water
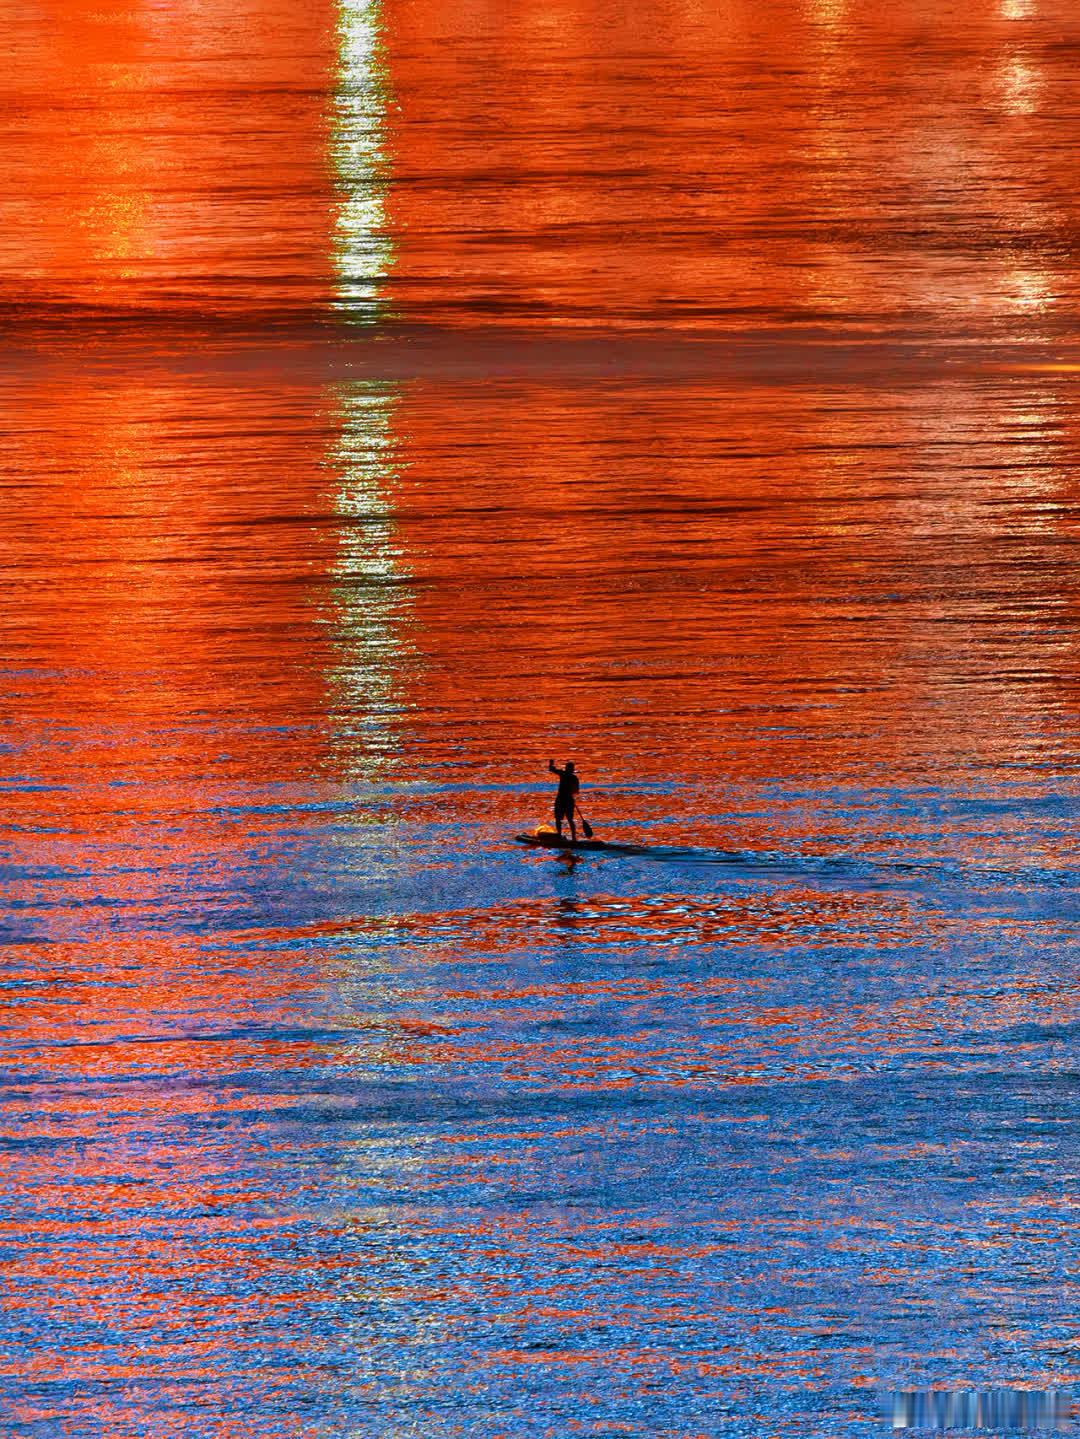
[333,0,394,323]
[328,0,408,784]
[326,381,408,782]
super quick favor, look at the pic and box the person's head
[565,761,575,772]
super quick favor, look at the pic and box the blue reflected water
[3,745,1077,1435]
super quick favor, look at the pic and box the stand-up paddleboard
[515,825,649,856]
[515,825,747,864]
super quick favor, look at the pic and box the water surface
[2,0,1079,1434]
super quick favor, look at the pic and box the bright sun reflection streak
[329,382,406,776]
[808,0,847,24]
[333,0,393,321]
[1000,57,1040,116]
[329,0,405,777]
[1006,266,1053,312]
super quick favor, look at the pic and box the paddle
[575,807,595,840]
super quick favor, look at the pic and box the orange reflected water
[2,0,339,322]
[382,372,1080,821]
[378,0,1080,334]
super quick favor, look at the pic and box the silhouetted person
[548,759,580,840]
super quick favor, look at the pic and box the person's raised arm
[548,759,561,776]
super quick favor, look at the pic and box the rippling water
[3,0,1080,1434]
